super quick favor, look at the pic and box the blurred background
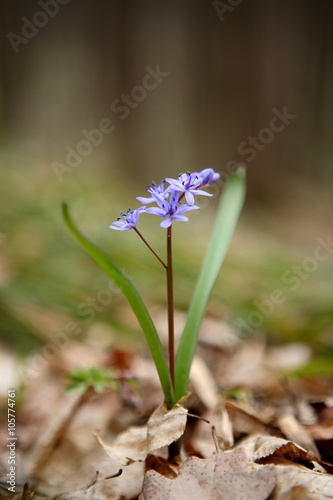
[0,0,332,382]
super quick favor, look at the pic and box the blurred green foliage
[65,367,119,394]
[0,150,332,377]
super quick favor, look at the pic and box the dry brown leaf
[95,425,148,465]
[147,401,188,450]
[267,343,311,370]
[189,356,218,409]
[54,472,117,500]
[191,402,234,457]
[295,399,318,426]
[255,441,314,469]
[272,464,333,500]
[145,454,179,478]
[220,404,234,448]
[96,402,188,465]
[240,434,314,468]
[221,340,276,389]
[226,399,273,425]
[198,318,240,350]
[27,390,86,477]
[225,398,274,437]
[55,464,144,500]
[277,413,319,457]
[0,482,35,500]
[141,447,277,500]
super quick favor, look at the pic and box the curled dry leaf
[225,398,274,437]
[95,402,188,466]
[277,413,319,458]
[145,454,179,479]
[240,434,314,468]
[255,441,314,469]
[141,447,277,500]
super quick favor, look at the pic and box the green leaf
[62,203,175,407]
[65,367,118,394]
[175,167,246,401]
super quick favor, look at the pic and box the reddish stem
[134,228,167,269]
[166,226,175,389]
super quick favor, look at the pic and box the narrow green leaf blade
[175,167,246,401]
[62,203,175,407]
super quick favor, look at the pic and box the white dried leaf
[189,356,218,409]
[96,426,148,465]
[147,402,188,451]
[199,318,240,350]
[239,434,309,463]
[190,403,233,457]
[220,404,234,448]
[277,413,319,457]
[267,343,311,370]
[56,462,144,500]
[142,447,277,500]
[274,464,333,499]
[96,403,187,466]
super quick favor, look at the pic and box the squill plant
[62,166,246,455]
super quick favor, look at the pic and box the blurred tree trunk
[1,0,333,192]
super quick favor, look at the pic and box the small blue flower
[195,168,220,187]
[165,172,213,205]
[109,206,146,231]
[137,181,169,204]
[145,190,199,228]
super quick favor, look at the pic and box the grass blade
[175,167,246,401]
[62,202,175,407]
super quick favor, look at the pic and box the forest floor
[0,164,332,498]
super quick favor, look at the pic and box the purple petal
[150,191,168,209]
[137,196,154,204]
[198,168,214,184]
[145,207,166,217]
[109,223,129,231]
[185,191,195,205]
[160,218,172,228]
[172,215,188,222]
[192,189,213,197]
[132,212,139,225]
[197,168,220,186]
[169,190,180,207]
[178,173,188,184]
[176,204,199,215]
[165,178,184,190]
[109,221,125,229]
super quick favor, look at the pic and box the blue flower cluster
[109,168,220,230]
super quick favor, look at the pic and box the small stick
[105,469,123,480]
[211,425,220,454]
[187,413,210,424]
